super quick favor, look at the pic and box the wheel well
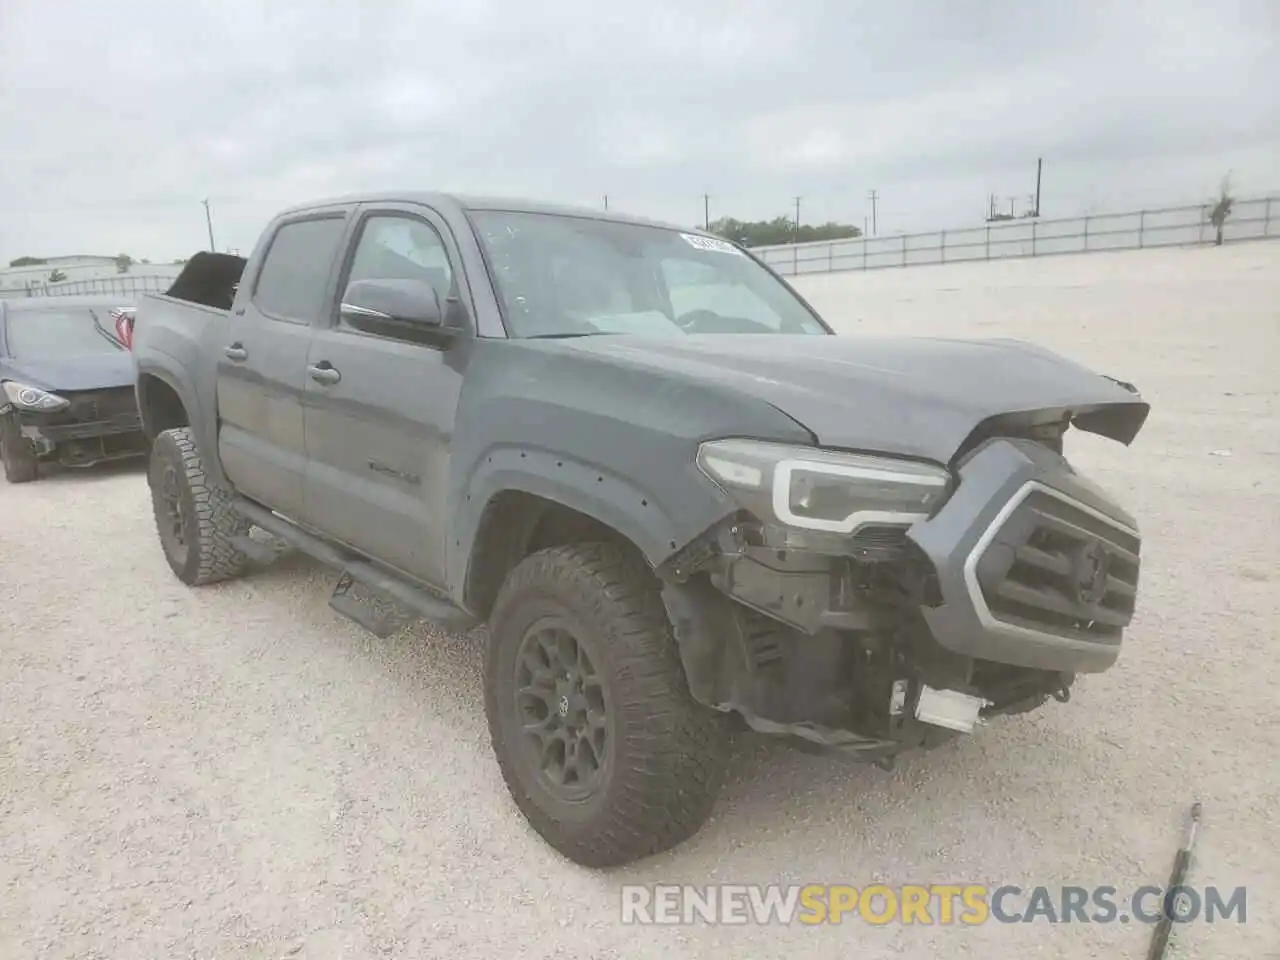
[138,375,189,439]
[465,491,638,619]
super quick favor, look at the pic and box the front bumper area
[17,388,146,467]
[659,436,1141,758]
[908,437,1141,674]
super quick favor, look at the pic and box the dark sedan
[0,295,146,482]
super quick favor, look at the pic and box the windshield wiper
[88,309,126,351]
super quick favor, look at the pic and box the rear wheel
[485,542,733,868]
[147,427,251,585]
[0,414,39,483]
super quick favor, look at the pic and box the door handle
[308,362,341,385]
[224,343,248,361]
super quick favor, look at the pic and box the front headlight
[1,381,70,413]
[696,438,951,536]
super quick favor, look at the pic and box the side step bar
[232,498,477,635]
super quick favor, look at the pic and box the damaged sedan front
[0,296,146,483]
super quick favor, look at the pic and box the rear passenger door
[301,204,473,588]
[216,210,350,518]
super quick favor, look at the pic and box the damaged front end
[657,420,1143,763]
[2,383,146,468]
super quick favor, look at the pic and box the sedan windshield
[468,210,830,338]
[4,306,126,358]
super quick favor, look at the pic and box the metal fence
[6,195,1276,294]
[754,195,1279,276]
[0,272,180,301]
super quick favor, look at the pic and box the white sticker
[680,233,743,255]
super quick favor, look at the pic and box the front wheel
[0,414,39,483]
[147,427,251,585]
[485,542,733,868]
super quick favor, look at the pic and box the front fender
[446,445,736,605]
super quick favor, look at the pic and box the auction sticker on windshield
[680,233,744,255]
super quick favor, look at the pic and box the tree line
[706,216,862,247]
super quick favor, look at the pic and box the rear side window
[252,216,346,322]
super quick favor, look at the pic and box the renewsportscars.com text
[620,884,1247,926]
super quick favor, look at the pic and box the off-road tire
[0,414,39,483]
[148,427,251,585]
[485,541,733,868]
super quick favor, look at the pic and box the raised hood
[0,352,136,393]
[558,334,1150,463]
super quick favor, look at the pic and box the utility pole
[867,190,879,235]
[1034,157,1043,217]
[703,193,710,230]
[793,196,801,241]
[202,198,216,251]
[603,194,608,210]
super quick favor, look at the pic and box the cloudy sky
[2,0,1277,263]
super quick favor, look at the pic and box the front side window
[3,305,127,358]
[468,210,830,339]
[252,216,347,322]
[344,215,454,309]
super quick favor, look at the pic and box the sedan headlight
[696,438,951,537]
[1,380,70,413]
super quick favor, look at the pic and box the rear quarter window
[252,216,347,322]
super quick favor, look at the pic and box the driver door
[301,204,472,588]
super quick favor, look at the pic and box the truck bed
[162,252,247,311]
[132,251,246,376]
[131,252,247,465]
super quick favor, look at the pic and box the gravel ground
[2,241,1277,959]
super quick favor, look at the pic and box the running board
[231,498,477,634]
[329,571,406,639]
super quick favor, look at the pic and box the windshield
[468,210,830,338]
[3,306,127,358]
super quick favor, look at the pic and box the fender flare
[447,446,689,605]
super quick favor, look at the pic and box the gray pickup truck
[131,192,1149,867]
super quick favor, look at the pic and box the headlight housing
[1,380,70,413]
[696,438,952,550]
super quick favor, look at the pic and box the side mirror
[340,278,444,329]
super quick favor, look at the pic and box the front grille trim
[962,481,1139,646]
